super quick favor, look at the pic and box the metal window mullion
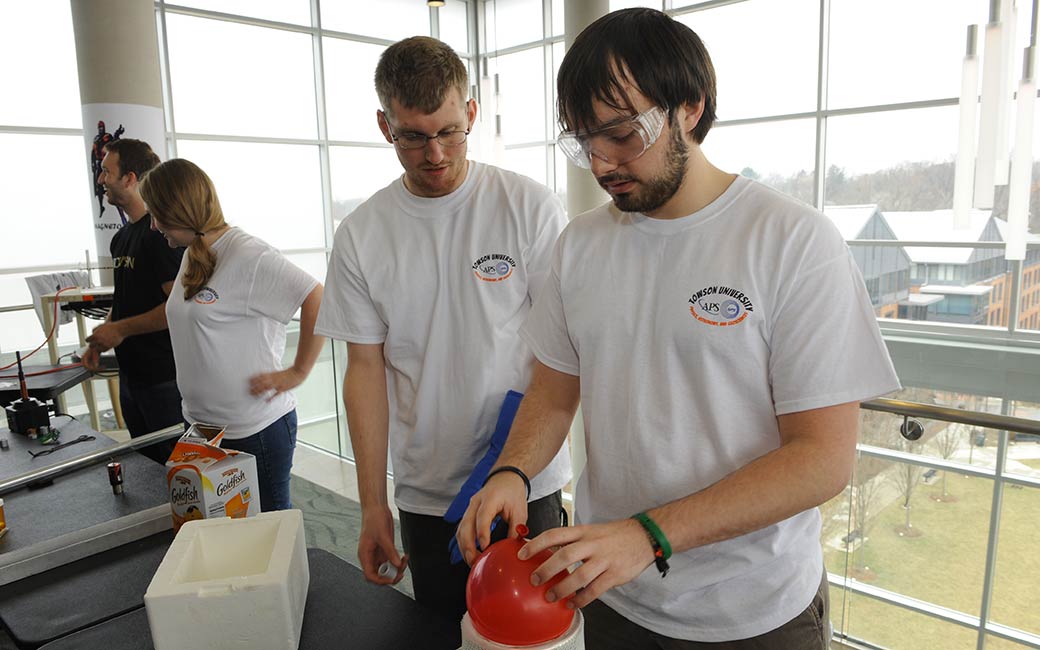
[829,572,983,630]
[310,0,334,255]
[542,0,554,188]
[976,399,1012,650]
[0,125,82,136]
[0,305,33,314]
[813,0,830,210]
[1007,259,1024,334]
[156,1,178,158]
[486,37,562,58]
[667,0,751,16]
[855,444,997,480]
[158,2,316,36]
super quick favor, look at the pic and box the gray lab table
[0,418,170,574]
[23,547,461,650]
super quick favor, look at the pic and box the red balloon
[466,524,576,646]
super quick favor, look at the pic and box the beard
[600,121,689,214]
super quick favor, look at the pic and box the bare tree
[931,422,963,499]
[891,436,925,536]
[846,409,892,568]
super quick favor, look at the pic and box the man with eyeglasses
[315,36,571,624]
[456,8,900,649]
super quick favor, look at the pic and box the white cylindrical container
[377,561,400,580]
[460,610,584,650]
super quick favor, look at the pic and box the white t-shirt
[522,175,901,642]
[166,227,318,439]
[315,161,572,516]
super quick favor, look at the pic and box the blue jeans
[221,410,297,512]
[119,375,183,464]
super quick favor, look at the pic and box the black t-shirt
[109,214,184,386]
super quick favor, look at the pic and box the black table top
[1,418,119,482]
[0,531,175,648]
[0,365,91,406]
[0,420,170,557]
[25,547,460,650]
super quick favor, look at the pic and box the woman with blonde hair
[139,158,324,511]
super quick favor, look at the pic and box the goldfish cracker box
[165,423,259,531]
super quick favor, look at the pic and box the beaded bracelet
[632,511,672,578]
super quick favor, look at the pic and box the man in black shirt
[84,139,184,463]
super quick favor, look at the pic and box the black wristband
[483,465,531,499]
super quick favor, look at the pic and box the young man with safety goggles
[457,8,900,649]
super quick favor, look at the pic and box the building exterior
[827,206,1040,328]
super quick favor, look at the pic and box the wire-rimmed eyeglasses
[380,111,470,150]
[557,106,667,169]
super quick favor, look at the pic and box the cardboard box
[166,424,259,531]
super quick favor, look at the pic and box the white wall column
[561,0,610,487]
[562,0,610,222]
[71,0,166,284]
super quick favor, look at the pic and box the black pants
[119,375,183,464]
[398,491,565,624]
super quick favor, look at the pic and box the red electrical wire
[0,286,82,372]
[0,362,85,380]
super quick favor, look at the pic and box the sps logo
[689,285,754,327]
[193,287,220,304]
[472,253,516,283]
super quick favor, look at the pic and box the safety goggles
[556,106,666,169]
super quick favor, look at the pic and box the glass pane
[328,146,402,230]
[677,0,819,121]
[834,593,979,649]
[500,145,547,186]
[825,106,999,325]
[829,0,992,110]
[702,119,817,206]
[492,47,547,144]
[610,1,661,10]
[166,14,317,139]
[322,38,386,142]
[990,483,1040,639]
[169,0,311,25]
[827,105,956,200]
[1016,253,1040,331]
[0,134,96,268]
[321,0,430,40]
[439,0,470,53]
[285,253,329,285]
[299,417,342,456]
[551,0,564,37]
[0,309,83,357]
[283,338,338,429]
[0,0,81,128]
[174,141,325,251]
[1008,400,1040,455]
[825,451,990,614]
[488,0,543,50]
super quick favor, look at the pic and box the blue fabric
[221,409,298,512]
[445,390,523,563]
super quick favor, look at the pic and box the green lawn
[824,473,1039,649]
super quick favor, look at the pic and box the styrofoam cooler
[144,510,309,650]
[461,610,584,650]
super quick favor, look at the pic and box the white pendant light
[1006,46,1035,261]
[954,25,980,229]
